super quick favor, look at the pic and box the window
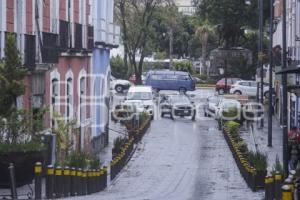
[24,34,36,69]
[240,82,250,86]
[66,78,73,121]
[151,74,164,80]
[166,75,177,80]
[51,79,59,127]
[80,77,86,123]
[75,23,83,50]
[178,75,190,80]
[59,20,70,50]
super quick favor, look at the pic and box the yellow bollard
[282,185,292,200]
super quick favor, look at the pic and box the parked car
[160,94,196,121]
[229,80,271,97]
[125,86,154,119]
[111,102,146,121]
[215,99,243,130]
[145,70,196,93]
[215,78,241,94]
[204,95,223,117]
[111,76,132,93]
[129,74,146,85]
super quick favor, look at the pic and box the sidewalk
[240,117,283,170]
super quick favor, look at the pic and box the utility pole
[259,0,264,128]
[282,0,289,177]
[268,0,274,147]
[169,28,173,70]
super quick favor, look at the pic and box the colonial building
[273,0,300,130]
[0,0,119,153]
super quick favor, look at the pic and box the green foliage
[67,151,89,169]
[236,140,248,153]
[225,121,240,135]
[0,108,47,145]
[0,34,27,117]
[113,136,127,155]
[52,112,78,164]
[110,55,128,79]
[0,140,44,153]
[174,61,193,74]
[66,151,101,169]
[271,155,283,175]
[247,151,268,171]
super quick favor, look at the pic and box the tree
[110,55,128,79]
[174,61,194,74]
[115,0,169,84]
[0,34,27,117]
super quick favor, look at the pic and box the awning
[275,66,300,74]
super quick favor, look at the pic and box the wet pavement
[71,89,264,200]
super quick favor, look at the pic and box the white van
[125,86,154,119]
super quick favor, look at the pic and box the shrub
[113,136,127,155]
[110,55,128,79]
[67,151,89,169]
[225,121,240,135]
[174,61,194,74]
[271,155,283,175]
[237,140,248,153]
[247,151,267,171]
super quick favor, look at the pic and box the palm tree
[195,21,213,76]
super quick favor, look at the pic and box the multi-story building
[173,0,196,15]
[273,0,300,130]
[0,0,120,153]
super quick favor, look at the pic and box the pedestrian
[288,127,298,164]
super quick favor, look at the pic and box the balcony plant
[0,34,48,188]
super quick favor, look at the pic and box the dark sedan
[160,94,196,121]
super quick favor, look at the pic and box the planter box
[0,150,45,188]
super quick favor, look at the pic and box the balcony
[59,20,70,51]
[94,19,107,46]
[24,34,36,70]
[288,46,300,62]
[41,32,59,63]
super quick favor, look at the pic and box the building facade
[0,0,119,153]
[273,0,300,130]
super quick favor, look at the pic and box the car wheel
[234,90,242,95]
[161,113,164,118]
[204,111,207,117]
[179,87,187,94]
[218,89,225,95]
[115,85,124,93]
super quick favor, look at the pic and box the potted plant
[247,151,267,188]
[0,34,47,188]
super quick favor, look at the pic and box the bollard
[268,176,274,200]
[274,172,282,200]
[285,178,294,194]
[265,176,270,200]
[34,162,42,200]
[54,166,63,198]
[63,166,71,197]
[103,166,108,188]
[46,165,54,199]
[96,169,101,192]
[82,169,87,195]
[282,185,292,200]
[92,170,96,193]
[77,168,82,196]
[87,170,92,194]
[70,167,76,196]
[8,163,17,200]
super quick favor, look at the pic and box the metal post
[224,59,228,94]
[169,28,173,70]
[268,0,274,147]
[282,0,289,177]
[259,0,264,128]
[34,162,42,200]
[8,163,17,200]
[46,165,54,199]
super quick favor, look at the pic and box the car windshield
[222,101,240,109]
[127,92,152,100]
[170,95,190,104]
[208,96,220,104]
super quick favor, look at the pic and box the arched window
[66,77,73,121]
[51,78,59,127]
[80,77,86,123]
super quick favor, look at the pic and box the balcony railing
[288,46,300,62]
[94,19,107,45]
[41,32,59,63]
[24,34,36,70]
